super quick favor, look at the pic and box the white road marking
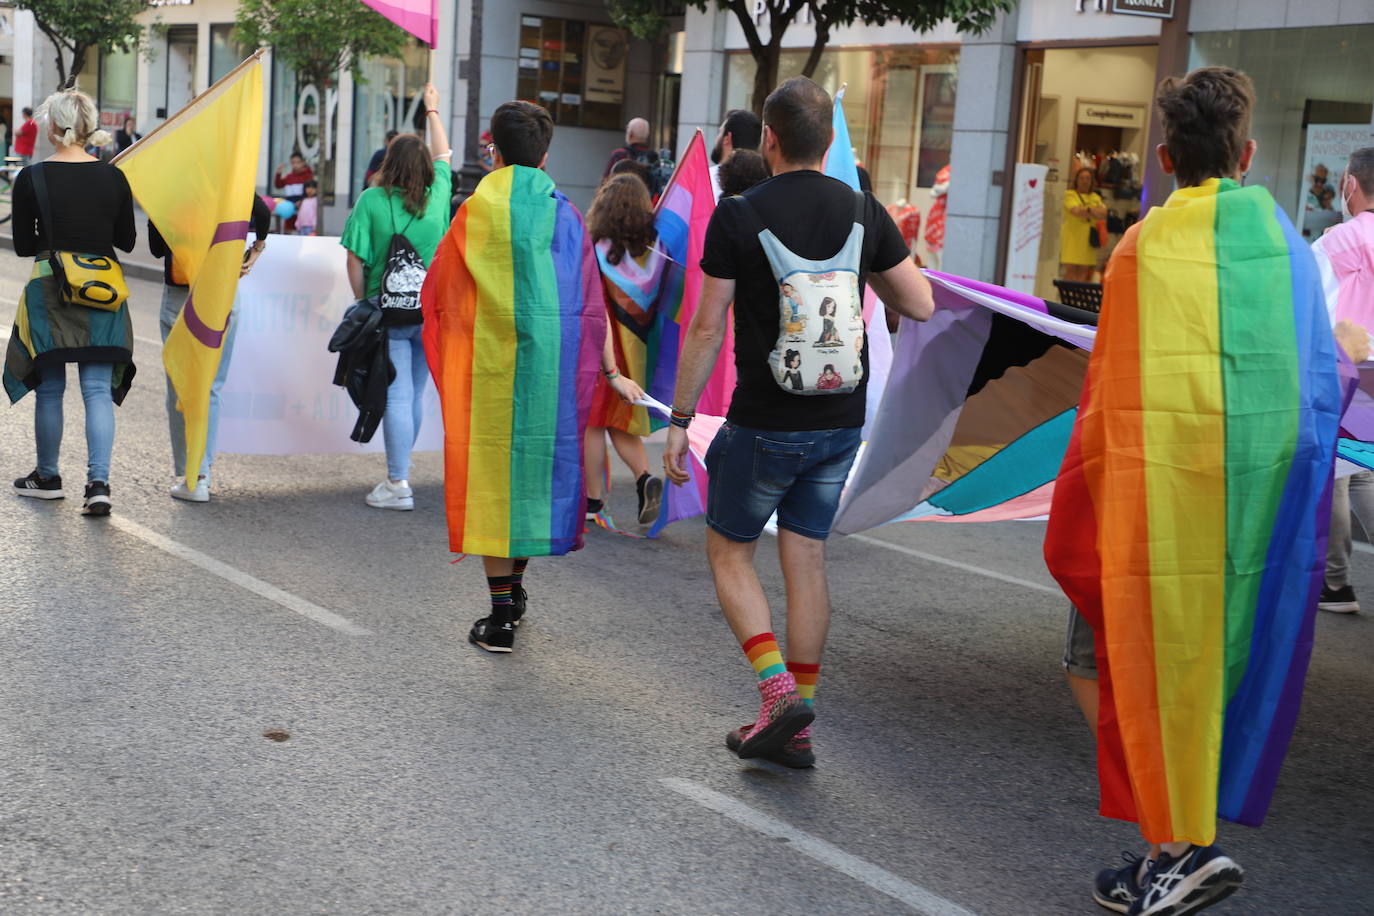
[661,778,977,916]
[847,533,1061,595]
[108,515,372,636]
[1355,540,1373,556]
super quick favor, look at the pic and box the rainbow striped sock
[487,575,515,611]
[511,558,529,587]
[742,632,787,682]
[788,661,820,707]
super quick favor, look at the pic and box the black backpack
[377,201,426,326]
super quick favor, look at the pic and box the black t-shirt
[13,161,136,259]
[700,170,909,431]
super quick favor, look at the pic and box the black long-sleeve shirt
[13,161,136,258]
[149,194,272,288]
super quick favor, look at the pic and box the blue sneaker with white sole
[1128,844,1243,916]
[1094,851,1148,912]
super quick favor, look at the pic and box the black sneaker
[585,497,604,521]
[735,694,814,760]
[14,469,64,500]
[636,472,664,525]
[1128,844,1243,916]
[82,481,112,517]
[726,723,815,768]
[1094,851,1148,913]
[468,614,515,653]
[1318,584,1360,614]
[510,587,528,627]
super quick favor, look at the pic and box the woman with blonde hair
[3,88,136,516]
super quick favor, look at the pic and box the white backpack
[736,192,867,396]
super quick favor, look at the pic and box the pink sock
[747,671,799,738]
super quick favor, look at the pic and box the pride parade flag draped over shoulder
[421,165,606,558]
[1045,179,1345,846]
[646,131,722,537]
[114,52,264,485]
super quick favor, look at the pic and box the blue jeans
[34,362,115,484]
[383,324,428,481]
[704,422,863,542]
[160,285,239,481]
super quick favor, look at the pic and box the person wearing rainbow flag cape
[1045,68,1347,916]
[421,101,637,654]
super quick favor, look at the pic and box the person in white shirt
[1311,146,1374,613]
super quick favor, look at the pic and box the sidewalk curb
[0,233,164,283]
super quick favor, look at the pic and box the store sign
[584,25,628,105]
[295,84,340,162]
[1298,124,1372,239]
[1111,0,1174,18]
[1076,101,1146,129]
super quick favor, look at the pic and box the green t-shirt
[340,161,453,297]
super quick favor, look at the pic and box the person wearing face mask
[1311,147,1374,614]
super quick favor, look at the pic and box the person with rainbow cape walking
[420,101,637,654]
[1044,67,1349,916]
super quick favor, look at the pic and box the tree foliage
[16,0,149,90]
[610,0,1015,113]
[234,0,409,90]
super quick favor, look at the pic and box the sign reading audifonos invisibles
[1111,0,1174,18]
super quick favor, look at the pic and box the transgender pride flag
[362,0,437,47]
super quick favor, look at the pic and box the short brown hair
[491,101,554,169]
[717,149,770,197]
[762,77,832,166]
[586,174,656,266]
[1156,67,1255,187]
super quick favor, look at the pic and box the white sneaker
[171,479,210,503]
[366,479,413,510]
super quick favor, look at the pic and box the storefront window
[351,38,429,201]
[210,24,245,84]
[74,50,137,134]
[516,15,626,130]
[1191,25,1374,238]
[724,47,960,206]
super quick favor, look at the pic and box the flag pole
[112,49,267,166]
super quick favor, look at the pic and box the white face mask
[1341,177,1358,223]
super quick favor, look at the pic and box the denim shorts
[1063,606,1098,680]
[705,422,863,542]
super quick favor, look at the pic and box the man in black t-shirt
[663,77,934,768]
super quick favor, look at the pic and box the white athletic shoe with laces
[366,479,414,510]
[171,478,210,503]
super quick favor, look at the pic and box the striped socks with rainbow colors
[487,576,515,617]
[742,632,799,711]
[788,661,820,740]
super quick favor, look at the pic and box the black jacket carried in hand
[328,297,393,443]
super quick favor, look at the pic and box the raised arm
[422,83,451,162]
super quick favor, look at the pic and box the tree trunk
[68,44,91,89]
[750,41,780,115]
[799,19,829,80]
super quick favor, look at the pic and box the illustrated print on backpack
[735,191,867,396]
[378,206,426,326]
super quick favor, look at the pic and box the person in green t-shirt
[340,82,452,511]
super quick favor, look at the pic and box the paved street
[1,254,1371,915]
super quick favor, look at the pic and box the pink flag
[362,0,437,47]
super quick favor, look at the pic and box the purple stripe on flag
[213,221,250,244]
[182,296,224,348]
[926,269,1050,314]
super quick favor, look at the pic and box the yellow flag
[115,52,264,483]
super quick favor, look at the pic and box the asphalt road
[1,253,1371,915]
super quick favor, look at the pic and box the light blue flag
[824,87,861,190]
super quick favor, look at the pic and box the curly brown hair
[587,174,657,266]
[1156,67,1255,187]
[375,134,434,217]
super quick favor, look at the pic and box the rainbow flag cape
[113,53,264,485]
[421,165,606,558]
[833,271,1097,534]
[646,131,724,537]
[1045,179,1345,845]
[593,238,679,438]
